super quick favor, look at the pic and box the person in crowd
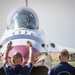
[3,40,34,75]
[48,49,75,75]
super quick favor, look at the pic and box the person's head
[59,49,69,62]
[12,52,23,65]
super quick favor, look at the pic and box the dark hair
[12,52,23,63]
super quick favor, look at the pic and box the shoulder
[23,62,33,71]
[52,63,61,69]
[24,63,33,68]
[67,63,75,69]
[3,62,13,74]
[49,63,61,73]
[23,63,33,75]
[3,62,11,69]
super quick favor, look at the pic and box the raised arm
[27,41,34,64]
[4,41,13,63]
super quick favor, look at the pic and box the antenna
[25,0,28,6]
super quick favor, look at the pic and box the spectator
[48,49,75,75]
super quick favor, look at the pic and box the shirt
[3,62,33,75]
[48,62,75,75]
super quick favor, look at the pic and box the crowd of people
[0,41,75,75]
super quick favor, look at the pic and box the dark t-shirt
[48,62,75,75]
[3,62,33,75]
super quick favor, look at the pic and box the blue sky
[0,0,75,49]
